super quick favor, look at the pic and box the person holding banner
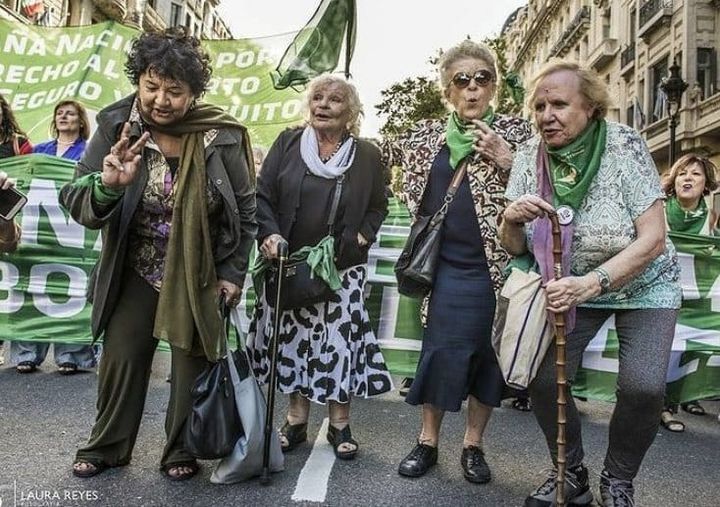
[502,61,681,506]
[60,29,257,481]
[658,153,719,431]
[11,100,94,375]
[247,75,392,461]
[0,171,21,252]
[382,40,532,483]
[0,94,32,365]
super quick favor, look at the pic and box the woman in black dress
[382,40,532,483]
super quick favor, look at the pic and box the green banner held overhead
[0,18,305,150]
[271,0,357,89]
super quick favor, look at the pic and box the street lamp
[660,58,688,166]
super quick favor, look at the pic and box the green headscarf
[546,118,607,210]
[666,196,708,234]
[445,108,494,169]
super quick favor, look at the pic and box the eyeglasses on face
[451,70,495,88]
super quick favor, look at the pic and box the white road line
[291,417,336,503]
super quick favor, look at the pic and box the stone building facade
[0,0,231,38]
[502,0,720,172]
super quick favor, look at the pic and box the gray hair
[438,40,497,93]
[303,74,363,136]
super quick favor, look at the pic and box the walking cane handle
[277,240,289,260]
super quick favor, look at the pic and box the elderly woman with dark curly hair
[60,29,256,481]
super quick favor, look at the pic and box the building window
[627,103,635,127]
[170,3,182,27]
[629,9,636,41]
[697,48,717,100]
[651,58,669,122]
[602,8,611,39]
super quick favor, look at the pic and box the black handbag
[395,160,468,298]
[185,301,248,460]
[266,175,345,310]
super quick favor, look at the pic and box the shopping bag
[491,267,554,389]
[210,344,284,483]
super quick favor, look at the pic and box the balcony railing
[588,38,618,70]
[143,3,166,32]
[621,43,636,68]
[638,0,673,39]
[549,6,591,57]
[92,0,127,21]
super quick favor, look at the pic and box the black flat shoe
[461,446,491,484]
[279,420,308,453]
[398,441,438,478]
[327,424,358,460]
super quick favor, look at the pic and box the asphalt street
[1,350,718,507]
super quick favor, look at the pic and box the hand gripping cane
[260,240,289,485]
[549,212,568,507]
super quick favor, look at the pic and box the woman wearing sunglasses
[382,40,531,483]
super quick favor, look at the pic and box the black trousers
[75,270,208,468]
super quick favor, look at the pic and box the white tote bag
[491,268,554,390]
[210,345,284,484]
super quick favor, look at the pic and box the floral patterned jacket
[382,114,533,298]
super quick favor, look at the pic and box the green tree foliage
[374,75,446,139]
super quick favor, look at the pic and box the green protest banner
[0,155,98,344]
[573,231,720,403]
[2,153,718,403]
[0,18,304,149]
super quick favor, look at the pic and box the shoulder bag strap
[12,135,20,156]
[326,174,345,235]
[431,158,469,225]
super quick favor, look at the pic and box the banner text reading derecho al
[0,19,304,149]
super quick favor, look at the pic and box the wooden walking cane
[260,240,289,485]
[549,212,568,507]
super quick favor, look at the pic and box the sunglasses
[451,70,495,88]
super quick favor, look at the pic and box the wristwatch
[592,267,611,295]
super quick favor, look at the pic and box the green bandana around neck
[445,108,495,169]
[666,196,708,234]
[546,118,607,210]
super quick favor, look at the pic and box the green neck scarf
[445,108,494,169]
[666,196,708,234]
[152,102,254,362]
[546,118,607,209]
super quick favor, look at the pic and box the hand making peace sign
[100,122,151,190]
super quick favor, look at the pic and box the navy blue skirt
[405,260,505,412]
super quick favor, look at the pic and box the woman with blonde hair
[247,74,392,460]
[12,99,94,374]
[503,60,680,506]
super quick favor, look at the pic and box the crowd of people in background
[1,27,719,507]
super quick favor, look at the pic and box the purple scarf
[533,143,576,333]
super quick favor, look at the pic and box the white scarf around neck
[300,126,356,179]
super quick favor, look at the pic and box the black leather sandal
[279,420,308,452]
[72,460,108,478]
[162,461,200,482]
[327,424,358,460]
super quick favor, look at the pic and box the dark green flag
[271,0,356,90]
